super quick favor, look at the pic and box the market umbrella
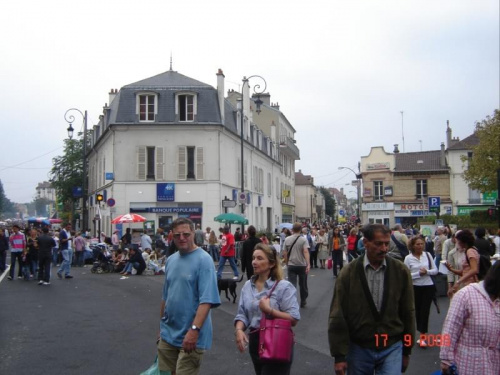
[213,213,249,225]
[27,217,51,226]
[111,213,147,224]
[278,222,293,230]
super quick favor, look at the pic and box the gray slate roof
[447,133,479,150]
[125,70,212,89]
[394,151,448,173]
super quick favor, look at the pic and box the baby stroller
[90,244,114,274]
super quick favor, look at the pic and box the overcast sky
[0,0,498,204]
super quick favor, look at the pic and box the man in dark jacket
[120,247,146,275]
[37,227,56,285]
[0,229,9,273]
[240,225,261,279]
[328,224,415,375]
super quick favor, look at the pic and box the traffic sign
[222,199,237,208]
[428,196,440,214]
[339,209,345,216]
[107,198,116,207]
[238,192,247,203]
[428,196,440,207]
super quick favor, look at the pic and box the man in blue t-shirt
[157,218,220,375]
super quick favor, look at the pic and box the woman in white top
[404,235,438,348]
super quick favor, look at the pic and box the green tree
[319,186,336,218]
[0,179,16,218]
[461,109,500,193]
[49,137,84,218]
[34,197,52,217]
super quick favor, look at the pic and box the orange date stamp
[374,333,451,347]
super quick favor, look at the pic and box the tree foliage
[49,138,84,210]
[319,186,336,218]
[0,180,16,218]
[461,109,500,193]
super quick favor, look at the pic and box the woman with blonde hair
[208,230,219,262]
[234,244,300,375]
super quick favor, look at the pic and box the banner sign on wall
[157,183,175,201]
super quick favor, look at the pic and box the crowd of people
[2,218,499,374]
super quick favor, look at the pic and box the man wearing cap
[328,224,415,375]
[8,224,26,280]
[157,217,220,375]
[217,226,239,280]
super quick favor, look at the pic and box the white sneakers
[232,276,239,280]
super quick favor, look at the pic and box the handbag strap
[287,235,300,260]
[425,252,432,269]
[267,280,280,298]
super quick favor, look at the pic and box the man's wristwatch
[191,324,201,332]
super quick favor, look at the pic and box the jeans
[217,256,239,279]
[75,251,85,267]
[332,250,343,276]
[52,247,59,266]
[9,251,23,278]
[30,259,38,278]
[38,253,52,282]
[58,249,73,276]
[122,262,144,275]
[347,341,403,375]
[287,265,308,305]
[434,254,441,269]
[208,245,219,262]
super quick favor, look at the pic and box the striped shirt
[363,254,386,312]
[9,232,26,253]
[440,282,500,375]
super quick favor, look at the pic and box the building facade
[360,144,451,227]
[86,68,298,236]
[445,122,497,215]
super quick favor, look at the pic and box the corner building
[86,68,297,236]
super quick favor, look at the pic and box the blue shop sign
[157,183,175,201]
[131,207,202,214]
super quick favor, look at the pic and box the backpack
[390,234,409,259]
[466,247,492,281]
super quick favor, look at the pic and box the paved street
[0,262,449,374]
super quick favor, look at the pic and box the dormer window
[137,93,158,122]
[176,93,197,122]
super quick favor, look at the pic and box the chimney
[393,144,400,153]
[446,120,452,148]
[440,142,446,167]
[109,89,117,106]
[253,92,270,106]
[216,69,225,125]
[271,102,280,110]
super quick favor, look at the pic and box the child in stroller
[90,244,114,274]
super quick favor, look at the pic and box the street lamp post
[236,75,267,233]
[64,108,88,232]
[339,166,361,220]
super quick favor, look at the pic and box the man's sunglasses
[173,232,192,239]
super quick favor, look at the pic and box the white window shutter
[244,161,248,189]
[196,147,204,180]
[177,146,187,180]
[254,166,258,190]
[237,158,241,186]
[138,146,146,180]
[155,147,164,181]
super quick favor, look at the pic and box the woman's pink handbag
[258,280,294,362]
[327,258,333,269]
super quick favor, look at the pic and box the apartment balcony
[279,136,300,160]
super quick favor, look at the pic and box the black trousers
[9,252,23,278]
[0,250,6,272]
[309,251,318,268]
[332,250,343,276]
[249,330,293,375]
[287,265,308,304]
[413,285,435,334]
[38,253,52,282]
